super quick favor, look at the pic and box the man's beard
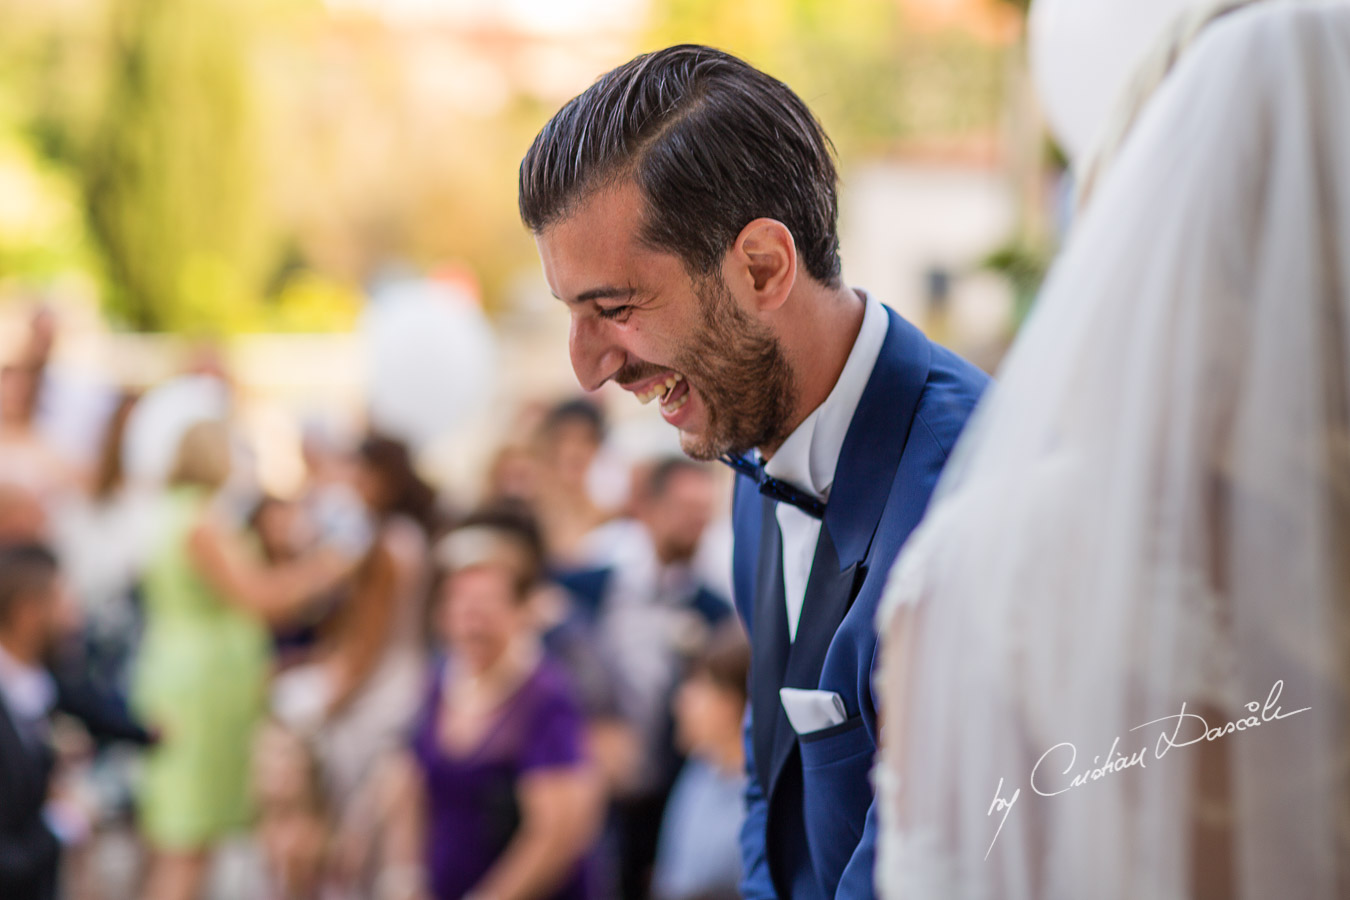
[675,276,797,461]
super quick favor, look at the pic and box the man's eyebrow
[555,285,634,305]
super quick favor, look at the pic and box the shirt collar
[0,641,56,724]
[762,290,890,500]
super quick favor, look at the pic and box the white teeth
[635,373,682,406]
[659,373,684,403]
[663,390,689,414]
[661,373,684,400]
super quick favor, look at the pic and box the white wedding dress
[876,3,1350,898]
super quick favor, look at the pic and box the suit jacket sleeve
[0,738,60,887]
[55,674,153,745]
[835,797,879,898]
[835,641,885,898]
[738,703,778,900]
[0,815,59,886]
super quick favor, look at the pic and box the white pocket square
[779,687,847,735]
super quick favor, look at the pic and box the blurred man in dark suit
[0,543,152,900]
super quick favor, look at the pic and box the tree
[83,0,271,332]
[646,0,1008,155]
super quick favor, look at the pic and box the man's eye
[597,304,633,321]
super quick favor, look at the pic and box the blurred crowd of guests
[0,308,749,900]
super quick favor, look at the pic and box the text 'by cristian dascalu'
[983,679,1310,859]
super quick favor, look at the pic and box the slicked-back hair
[519,44,842,287]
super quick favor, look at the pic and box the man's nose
[568,315,625,392]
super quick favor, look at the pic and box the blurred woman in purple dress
[381,508,602,900]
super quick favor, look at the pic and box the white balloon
[363,276,498,449]
[1029,0,1197,166]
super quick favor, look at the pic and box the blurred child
[649,627,750,900]
[253,720,330,900]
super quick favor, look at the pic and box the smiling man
[519,45,990,899]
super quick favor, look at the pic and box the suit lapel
[0,693,51,798]
[746,307,936,801]
[765,523,863,793]
[750,495,790,797]
[783,525,859,690]
[826,307,932,570]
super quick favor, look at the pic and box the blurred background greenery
[0,0,1052,338]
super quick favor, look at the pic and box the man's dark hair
[519,44,842,287]
[0,543,58,626]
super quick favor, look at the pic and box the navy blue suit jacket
[0,670,153,900]
[732,307,988,899]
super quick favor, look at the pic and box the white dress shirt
[0,640,57,747]
[763,291,889,641]
[0,641,90,846]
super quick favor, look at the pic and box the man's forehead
[536,184,680,299]
[539,184,643,258]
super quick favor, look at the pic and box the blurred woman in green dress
[133,420,355,900]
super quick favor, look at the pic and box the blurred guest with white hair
[379,506,603,900]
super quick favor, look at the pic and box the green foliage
[1,0,1018,333]
[650,0,902,150]
[647,0,1005,155]
[81,0,272,333]
[0,137,92,281]
[260,270,362,333]
[0,3,104,285]
[980,234,1052,326]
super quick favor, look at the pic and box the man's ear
[727,218,796,312]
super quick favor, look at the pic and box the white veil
[876,3,1350,898]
